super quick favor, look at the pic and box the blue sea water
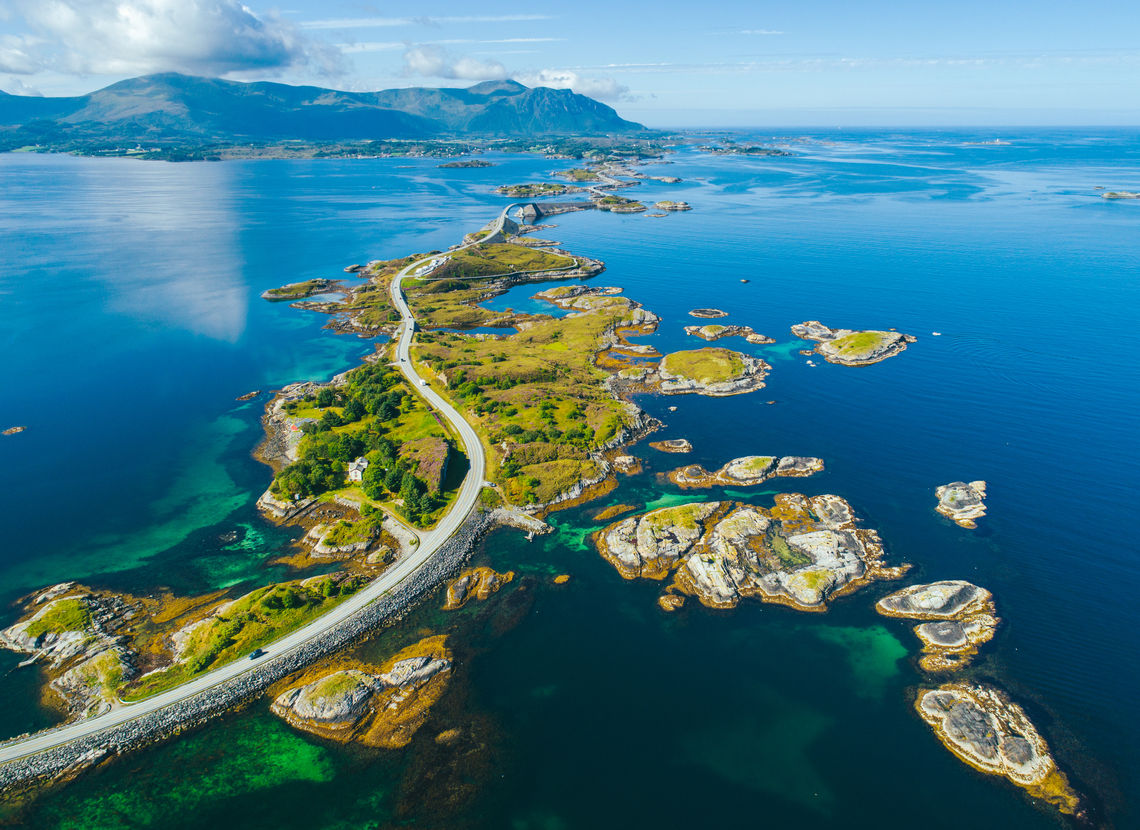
[2,131,1139,827]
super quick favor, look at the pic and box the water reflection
[70,157,249,342]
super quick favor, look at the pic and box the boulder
[935,480,988,528]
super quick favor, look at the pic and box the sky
[1,0,1138,126]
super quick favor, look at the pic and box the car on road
[420,379,428,386]
[249,648,266,660]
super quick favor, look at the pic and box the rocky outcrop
[271,635,453,749]
[443,567,515,610]
[654,201,691,211]
[0,587,144,718]
[876,581,998,671]
[688,308,728,319]
[654,348,770,397]
[917,683,1082,817]
[684,324,760,342]
[596,494,908,612]
[649,438,692,453]
[935,481,987,528]
[667,455,823,488]
[792,321,916,366]
[1102,191,1140,199]
[612,455,642,474]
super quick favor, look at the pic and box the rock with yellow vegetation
[877,580,999,671]
[917,683,1083,817]
[271,636,453,749]
[792,321,915,366]
[935,481,988,528]
[443,567,515,610]
[667,455,823,488]
[596,494,907,612]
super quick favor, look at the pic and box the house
[347,457,369,483]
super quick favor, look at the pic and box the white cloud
[0,35,40,74]
[402,44,507,81]
[304,14,552,30]
[11,0,341,77]
[0,75,43,95]
[739,29,784,35]
[515,69,629,101]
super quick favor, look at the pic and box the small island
[595,493,908,612]
[649,438,692,453]
[935,480,987,528]
[876,580,998,671]
[654,200,691,211]
[917,683,1082,817]
[495,182,581,197]
[261,278,338,301]
[684,323,773,343]
[1101,191,1139,199]
[594,194,646,213]
[443,567,515,610]
[666,455,824,488]
[3,426,26,436]
[654,347,770,396]
[271,635,452,748]
[438,159,493,168]
[792,320,916,366]
[688,308,728,319]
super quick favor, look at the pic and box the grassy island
[660,348,745,384]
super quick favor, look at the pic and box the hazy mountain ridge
[0,74,644,144]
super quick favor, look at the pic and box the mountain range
[0,74,645,146]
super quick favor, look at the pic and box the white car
[420,379,428,386]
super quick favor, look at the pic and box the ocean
[1,130,1137,828]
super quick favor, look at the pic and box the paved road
[0,207,519,765]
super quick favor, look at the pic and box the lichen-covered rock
[271,635,453,748]
[596,494,907,612]
[443,566,514,610]
[775,456,826,477]
[667,455,824,488]
[792,321,915,365]
[917,683,1082,817]
[597,501,723,580]
[273,670,379,727]
[52,646,137,719]
[683,324,757,342]
[935,480,987,528]
[688,308,728,319]
[649,438,692,453]
[876,580,998,671]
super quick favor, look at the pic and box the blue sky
[1,0,1138,125]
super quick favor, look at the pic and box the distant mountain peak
[465,79,528,96]
[0,73,646,143]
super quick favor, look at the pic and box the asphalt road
[0,207,518,765]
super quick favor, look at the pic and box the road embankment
[0,505,501,794]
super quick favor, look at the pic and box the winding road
[0,207,520,766]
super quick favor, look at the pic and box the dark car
[249,648,266,660]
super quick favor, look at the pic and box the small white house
[347,457,369,483]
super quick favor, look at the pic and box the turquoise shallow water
[2,131,1139,827]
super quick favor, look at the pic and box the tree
[317,388,336,408]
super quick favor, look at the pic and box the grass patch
[826,331,893,357]
[556,168,601,182]
[660,348,745,384]
[435,243,574,280]
[25,599,91,638]
[321,517,377,548]
[124,574,364,700]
